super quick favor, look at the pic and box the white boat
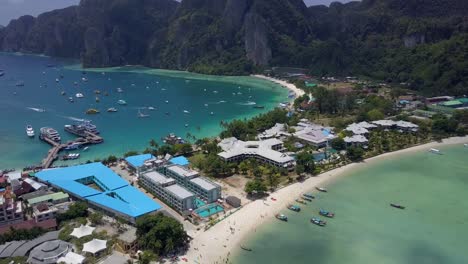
[429,148,442,155]
[183,110,190,114]
[147,106,156,111]
[204,104,208,107]
[76,93,84,98]
[26,125,35,137]
[464,144,468,148]
[83,147,89,151]
[165,100,169,103]
[81,77,88,82]
[107,107,118,112]
[117,100,127,105]
[55,78,59,82]
[138,110,150,118]
[210,112,214,115]
[213,90,218,94]
[68,97,74,102]
[117,88,123,93]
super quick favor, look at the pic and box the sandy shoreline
[252,74,306,98]
[180,136,468,264]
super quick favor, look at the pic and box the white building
[292,120,336,147]
[344,135,369,147]
[218,137,295,169]
[139,171,196,212]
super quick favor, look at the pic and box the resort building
[32,203,58,223]
[345,122,377,135]
[35,163,161,224]
[218,137,295,169]
[292,120,336,148]
[344,135,369,147]
[258,123,291,140]
[164,165,221,203]
[139,170,196,212]
[27,240,73,264]
[124,154,162,175]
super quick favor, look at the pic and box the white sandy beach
[252,74,306,98]
[180,136,468,264]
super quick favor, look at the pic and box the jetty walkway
[40,132,103,169]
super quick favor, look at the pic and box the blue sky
[0,0,355,26]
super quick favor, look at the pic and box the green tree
[244,179,267,195]
[124,151,139,158]
[330,137,346,150]
[347,146,365,162]
[89,212,103,225]
[295,152,315,174]
[367,109,385,121]
[139,250,157,264]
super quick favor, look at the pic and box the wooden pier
[40,132,103,169]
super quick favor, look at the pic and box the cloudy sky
[0,0,355,26]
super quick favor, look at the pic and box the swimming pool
[195,204,224,218]
[195,198,206,208]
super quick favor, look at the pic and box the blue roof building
[170,156,189,166]
[125,154,154,168]
[35,163,161,223]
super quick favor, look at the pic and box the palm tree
[149,139,159,149]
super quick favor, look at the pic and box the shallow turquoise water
[0,53,287,169]
[234,145,468,264]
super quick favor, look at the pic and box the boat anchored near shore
[26,125,35,137]
[275,214,288,222]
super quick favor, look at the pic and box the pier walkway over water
[40,132,103,169]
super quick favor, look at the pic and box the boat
[94,90,101,94]
[210,112,214,115]
[253,105,265,109]
[162,133,185,145]
[95,96,100,102]
[147,106,156,111]
[240,245,252,252]
[55,78,59,82]
[183,110,190,114]
[26,125,35,137]
[85,109,100,115]
[83,147,89,151]
[390,203,405,209]
[319,209,335,218]
[65,120,100,136]
[295,199,307,205]
[302,196,313,202]
[165,100,169,103]
[39,127,61,142]
[117,100,127,105]
[117,88,123,93]
[61,91,66,96]
[75,93,84,98]
[275,214,288,222]
[303,194,315,199]
[81,77,88,82]
[464,144,468,148]
[287,205,301,212]
[138,110,150,118]
[310,217,326,227]
[0,71,4,77]
[107,107,118,112]
[64,142,81,150]
[61,153,80,160]
[429,148,442,155]
[68,97,74,103]
[104,92,109,96]
[316,187,328,192]
[15,81,25,87]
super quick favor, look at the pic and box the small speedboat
[287,205,301,212]
[83,147,89,151]
[183,110,190,114]
[117,100,127,105]
[311,217,326,226]
[117,88,123,93]
[303,194,315,199]
[390,203,405,209]
[316,187,328,192]
[319,209,335,218]
[64,142,81,150]
[296,199,307,204]
[68,97,74,103]
[429,148,442,155]
[61,91,66,96]
[26,125,35,137]
[107,107,118,113]
[76,93,84,98]
[275,214,288,222]
[138,110,150,118]
[147,106,156,111]
[85,108,100,115]
[0,71,4,77]
[302,196,313,202]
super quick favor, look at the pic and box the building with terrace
[218,137,295,169]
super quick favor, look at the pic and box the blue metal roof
[125,154,154,168]
[35,163,161,218]
[170,156,189,166]
[87,186,161,218]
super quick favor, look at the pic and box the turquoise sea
[234,145,468,264]
[0,53,287,169]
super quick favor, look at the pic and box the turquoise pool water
[195,198,206,208]
[196,204,224,218]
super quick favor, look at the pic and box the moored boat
[464,144,468,148]
[138,110,150,118]
[390,203,405,209]
[287,204,301,212]
[117,99,127,105]
[107,107,118,112]
[303,193,315,199]
[295,199,307,205]
[319,209,335,218]
[75,93,84,98]
[26,125,35,137]
[39,127,61,142]
[316,187,328,192]
[68,97,74,102]
[275,214,288,222]
[429,148,442,155]
[253,105,265,109]
[64,142,81,150]
[302,196,312,202]
[61,153,80,160]
[85,108,100,115]
[311,217,326,226]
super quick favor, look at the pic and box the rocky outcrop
[244,11,271,65]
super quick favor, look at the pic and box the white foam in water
[26,107,46,112]
[64,116,85,122]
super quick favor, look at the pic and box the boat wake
[63,116,86,122]
[26,107,46,113]
[238,101,257,106]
